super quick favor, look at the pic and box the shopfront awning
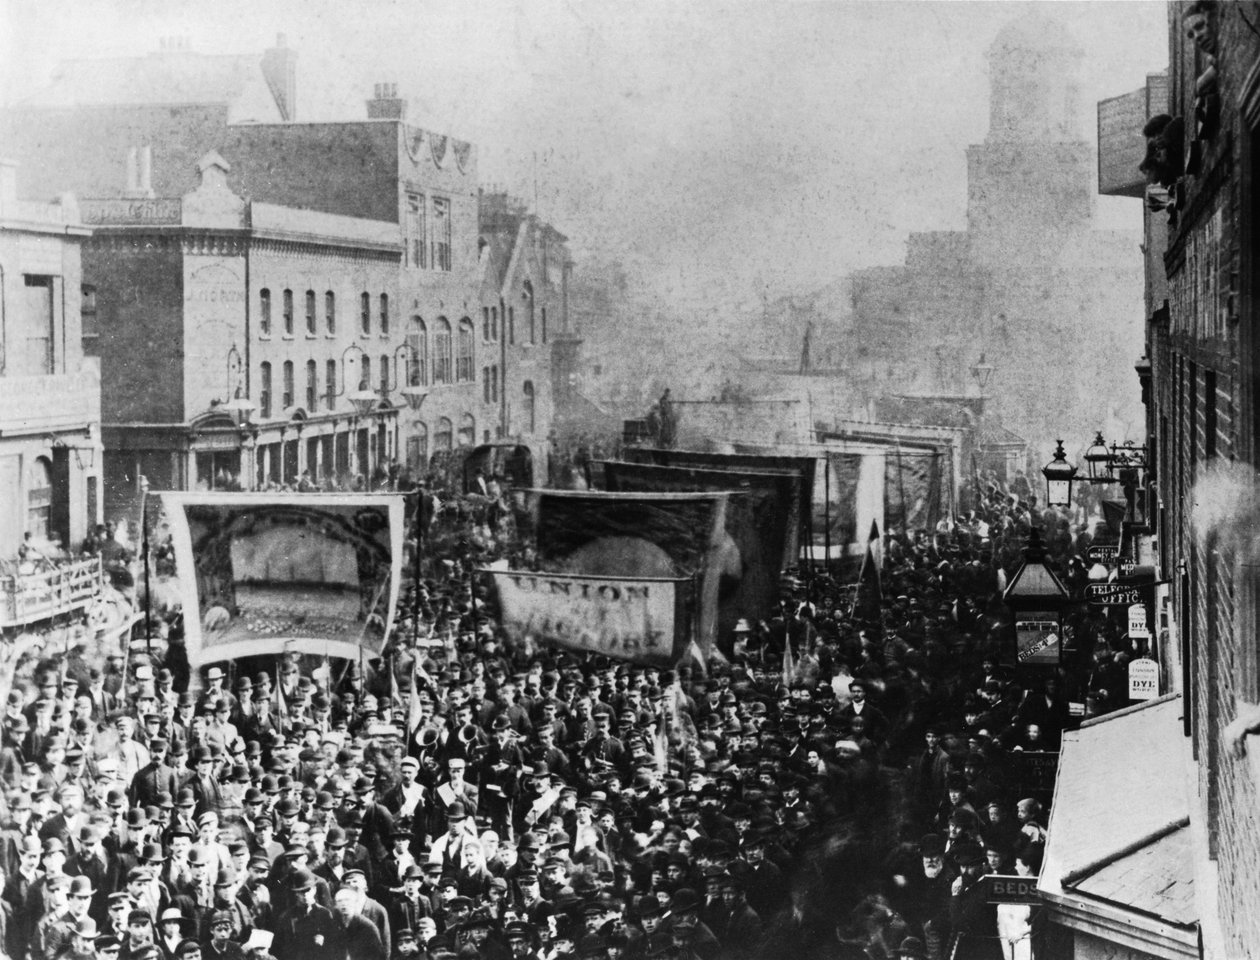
[1039,694,1199,959]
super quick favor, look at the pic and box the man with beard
[902,834,955,960]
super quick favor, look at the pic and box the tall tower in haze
[967,13,1093,247]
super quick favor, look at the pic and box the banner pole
[823,453,831,579]
[142,491,152,657]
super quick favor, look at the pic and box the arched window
[434,317,453,385]
[482,307,491,341]
[27,457,53,540]
[408,317,427,386]
[282,360,294,408]
[456,317,475,382]
[283,289,294,336]
[306,359,317,410]
[325,291,336,334]
[360,356,371,391]
[380,294,390,336]
[435,417,453,452]
[305,290,316,335]
[491,306,498,341]
[458,413,476,447]
[260,362,272,417]
[259,289,272,336]
[360,292,371,335]
[523,280,535,345]
[522,380,536,434]
[325,360,337,409]
[380,353,390,394]
[407,421,428,470]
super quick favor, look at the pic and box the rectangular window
[305,290,317,335]
[81,284,99,340]
[361,356,371,392]
[260,363,272,418]
[380,354,390,394]
[491,306,498,341]
[325,291,336,334]
[407,194,426,268]
[283,289,294,336]
[407,330,426,386]
[380,294,390,336]
[432,197,451,271]
[326,360,337,410]
[542,306,547,343]
[282,360,294,409]
[259,289,272,336]
[306,360,317,410]
[483,307,490,341]
[483,367,491,403]
[360,293,371,335]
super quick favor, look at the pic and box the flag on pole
[854,519,883,622]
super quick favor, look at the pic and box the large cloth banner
[524,489,729,658]
[621,447,812,560]
[884,447,944,533]
[600,460,793,642]
[488,569,690,666]
[163,492,405,666]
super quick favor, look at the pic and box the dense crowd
[0,466,1135,960]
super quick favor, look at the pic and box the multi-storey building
[0,161,99,558]
[80,153,404,517]
[1,39,568,503]
[1047,4,1260,959]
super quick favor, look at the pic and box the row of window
[405,194,452,271]
[476,291,548,346]
[259,289,391,339]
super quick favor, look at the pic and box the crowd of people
[0,464,1137,960]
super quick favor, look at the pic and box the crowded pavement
[0,460,1137,960]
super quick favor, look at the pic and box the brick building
[1067,3,1260,958]
[0,161,100,559]
[1,38,569,504]
[80,153,408,517]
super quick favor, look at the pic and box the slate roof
[1070,825,1196,927]
[1040,695,1196,931]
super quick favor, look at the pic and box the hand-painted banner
[522,489,728,656]
[488,569,690,665]
[162,492,405,666]
[599,460,793,641]
[621,447,812,560]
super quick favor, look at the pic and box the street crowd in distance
[0,465,1139,960]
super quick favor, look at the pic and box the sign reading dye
[489,569,689,666]
[1128,658,1159,700]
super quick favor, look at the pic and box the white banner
[489,569,688,665]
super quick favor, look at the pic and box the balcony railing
[0,557,103,629]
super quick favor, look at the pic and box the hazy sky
[1,0,1168,307]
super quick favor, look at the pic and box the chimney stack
[262,33,298,121]
[367,81,407,120]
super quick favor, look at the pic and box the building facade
[81,153,405,516]
[0,161,100,559]
[2,40,571,502]
[1083,3,1260,958]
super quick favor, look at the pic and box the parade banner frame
[486,568,693,666]
[162,492,406,667]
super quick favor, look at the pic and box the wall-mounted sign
[1128,603,1150,639]
[1128,657,1159,700]
[1118,558,1138,577]
[1087,544,1119,563]
[1085,582,1144,606]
